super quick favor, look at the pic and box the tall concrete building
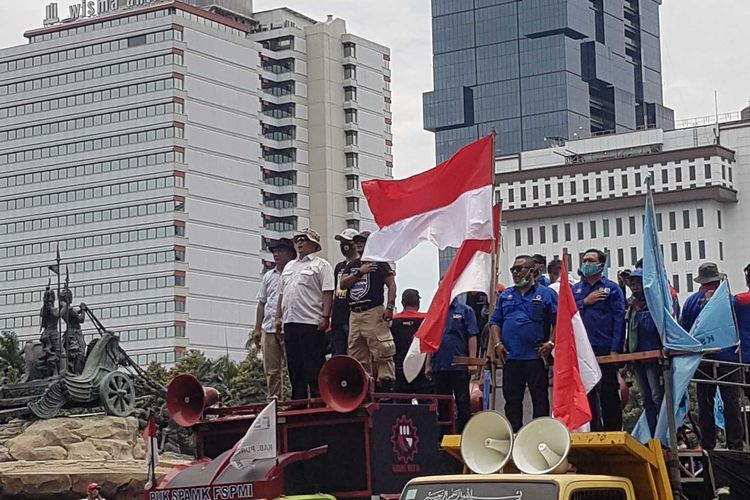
[0,0,392,365]
[497,107,750,302]
[427,0,675,275]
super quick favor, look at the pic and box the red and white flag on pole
[552,258,601,431]
[142,417,159,490]
[402,239,492,382]
[361,135,494,262]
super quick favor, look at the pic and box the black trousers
[588,348,622,431]
[284,323,326,401]
[434,371,471,433]
[695,361,744,450]
[395,368,435,395]
[502,359,550,432]
[330,322,349,357]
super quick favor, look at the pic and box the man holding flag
[489,255,557,432]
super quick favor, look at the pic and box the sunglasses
[510,265,532,273]
[293,236,309,243]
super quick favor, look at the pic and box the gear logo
[391,415,419,464]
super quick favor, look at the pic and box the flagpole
[56,244,67,376]
[488,130,500,410]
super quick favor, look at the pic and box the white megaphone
[512,417,571,475]
[460,411,515,474]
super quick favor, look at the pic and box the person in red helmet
[82,483,105,500]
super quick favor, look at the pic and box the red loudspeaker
[167,374,221,427]
[470,381,484,414]
[318,356,370,413]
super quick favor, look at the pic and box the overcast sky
[2,1,749,306]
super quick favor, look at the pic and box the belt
[350,303,379,314]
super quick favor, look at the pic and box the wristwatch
[386,303,395,310]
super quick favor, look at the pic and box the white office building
[0,0,392,365]
[497,106,750,302]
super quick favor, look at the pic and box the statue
[60,281,87,375]
[39,283,60,377]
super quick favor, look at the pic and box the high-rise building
[0,0,391,365]
[426,0,674,275]
[498,108,750,302]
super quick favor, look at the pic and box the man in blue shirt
[490,255,557,432]
[573,248,625,431]
[426,296,478,432]
[682,262,743,450]
[625,269,664,435]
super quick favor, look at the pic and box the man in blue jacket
[683,263,743,450]
[573,248,625,431]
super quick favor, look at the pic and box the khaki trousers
[261,330,284,400]
[347,305,395,382]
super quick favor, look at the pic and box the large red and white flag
[552,259,601,431]
[361,135,494,262]
[403,239,492,382]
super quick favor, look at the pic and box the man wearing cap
[275,228,335,400]
[253,238,296,400]
[625,268,663,435]
[531,254,550,287]
[733,264,750,399]
[81,483,105,500]
[331,228,360,356]
[391,289,432,394]
[340,231,398,391]
[681,262,744,450]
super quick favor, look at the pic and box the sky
[2,0,749,306]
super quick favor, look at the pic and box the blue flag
[689,280,739,351]
[715,389,725,430]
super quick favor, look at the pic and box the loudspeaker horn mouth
[538,443,562,466]
[484,438,511,454]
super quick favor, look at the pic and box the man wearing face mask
[624,268,663,436]
[331,229,360,356]
[489,255,557,432]
[573,248,625,431]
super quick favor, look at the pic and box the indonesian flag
[403,239,492,382]
[361,135,494,262]
[552,258,601,431]
[142,417,159,490]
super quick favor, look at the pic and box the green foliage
[227,348,267,405]
[0,331,24,384]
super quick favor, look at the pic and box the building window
[705,163,712,179]
[686,274,694,293]
[682,241,692,261]
[682,210,690,229]
[616,217,623,236]
[629,216,636,235]
[696,208,704,228]
[577,222,584,240]
[345,130,358,145]
[617,248,624,267]
[344,108,358,123]
[621,174,628,190]
[661,169,668,185]
[602,219,610,237]
[717,210,722,229]
[343,64,356,80]
[689,164,696,181]
[344,86,357,101]
[656,213,663,232]
[343,42,356,58]
[346,197,360,213]
[515,228,522,247]
[557,182,564,197]
[596,178,602,193]
[544,184,551,199]
[570,181,577,196]
[539,226,546,244]
[532,185,539,200]
[527,227,534,245]
[347,219,360,230]
[719,241,724,260]
[564,223,571,242]
[671,243,678,262]
[608,176,615,191]
[673,275,680,294]
[635,172,642,187]
[552,224,559,243]
[507,188,515,203]
[345,153,358,168]
[675,168,682,183]
[669,212,676,230]
[583,179,590,194]
[520,187,527,201]
[590,220,597,239]
[346,174,359,190]
[631,247,638,265]
[698,240,706,259]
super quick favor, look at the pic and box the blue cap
[630,268,643,278]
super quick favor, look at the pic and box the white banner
[230,399,277,469]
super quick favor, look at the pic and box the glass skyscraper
[425,0,674,275]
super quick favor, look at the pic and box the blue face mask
[580,263,602,278]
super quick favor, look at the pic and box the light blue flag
[689,280,739,351]
[482,368,491,411]
[715,389,725,430]
[651,353,703,446]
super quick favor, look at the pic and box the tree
[227,348,267,405]
[0,331,24,384]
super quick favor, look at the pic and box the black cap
[402,289,421,303]
[268,238,297,258]
[354,230,371,241]
[531,254,546,265]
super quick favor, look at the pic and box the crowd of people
[252,228,750,449]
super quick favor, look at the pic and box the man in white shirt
[275,228,335,400]
[252,238,296,400]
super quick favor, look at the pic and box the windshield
[401,481,558,500]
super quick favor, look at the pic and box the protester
[734,264,750,399]
[391,289,432,394]
[547,258,562,293]
[490,255,557,432]
[617,269,631,299]
[625,268,663,435]
[331,229,360,356]
[427,294,479,432]
[340,231,398,391]
[82,483,105,500]
[681,262,743,450]
[252,238,296,400]
[275,228,334,400]
[573,248,626,431]
[532,254,550,287]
